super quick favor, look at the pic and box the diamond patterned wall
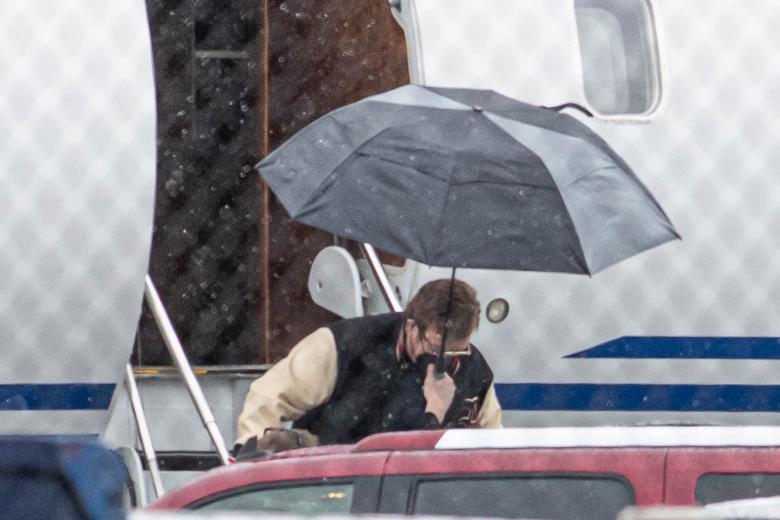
[0,0,155,434]
[136,0,409,365]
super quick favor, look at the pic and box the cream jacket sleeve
[235,327,338,445]
[476,383,503,428]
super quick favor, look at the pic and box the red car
[149,426,780,519]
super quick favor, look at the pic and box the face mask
[415,353,457,375]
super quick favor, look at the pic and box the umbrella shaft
[435,267,457,376]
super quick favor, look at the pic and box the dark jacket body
[293,313,494,445]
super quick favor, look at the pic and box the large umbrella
[257,85,680,369]
[257,85,679,275]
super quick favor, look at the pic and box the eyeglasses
[404,320,473,358]
[443,344,472,357]
[419,334,472,357]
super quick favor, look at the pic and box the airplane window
[194,482,354,513]
[574,0,663,117]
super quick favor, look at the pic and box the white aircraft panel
[0,1,156,434]
[393,0,780,424]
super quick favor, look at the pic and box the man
[235,278,502,451]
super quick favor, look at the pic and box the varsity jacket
[292,313,495,444]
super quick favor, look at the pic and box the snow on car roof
[353,426,780,452]
[435,426,780,449]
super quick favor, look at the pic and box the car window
[412,475,634,520]
[194,482,353,513]
[697,473,780,505]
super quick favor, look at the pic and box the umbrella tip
[472,105,483,112]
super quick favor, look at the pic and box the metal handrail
[142,245,395,467]
[143,275,231,465]
[125,363,165,498]
[359,243,403,312]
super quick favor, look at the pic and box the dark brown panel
[265,0,409,361]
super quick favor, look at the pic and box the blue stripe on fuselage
[495,383,780,412]
[566,337,780,358]
[0,384,115,410]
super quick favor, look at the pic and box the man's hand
[423,363,456,423]
[235,429,320,461]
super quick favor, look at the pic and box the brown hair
[405,278,480,340]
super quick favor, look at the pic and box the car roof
[181,425,780,471]
[149,426,780,510]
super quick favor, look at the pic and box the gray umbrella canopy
[257,85,679,274]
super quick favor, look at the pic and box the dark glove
[423,412,442,429]
[235,428,319,461]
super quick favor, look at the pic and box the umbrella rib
[476,112,594,273]
[431,164,454,267]
[267,102,368,160]
[567,242,592,275]
[451,179,558,190]
[563,165,622,187]
[353,150,448,183]
[567,165,680,240]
